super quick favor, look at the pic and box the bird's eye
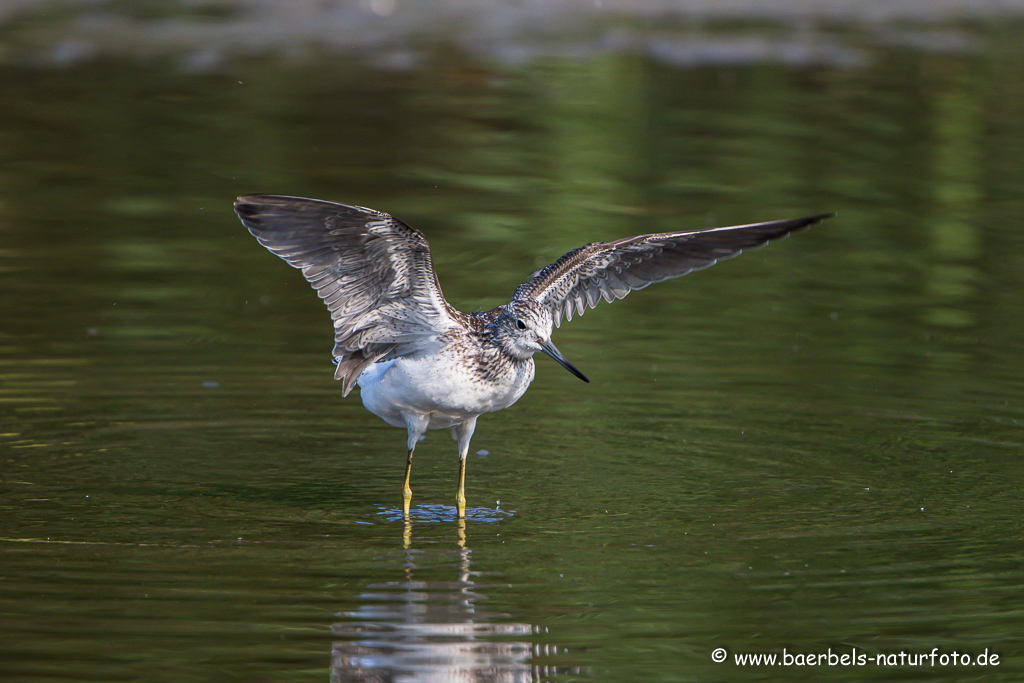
[515,319,527,330]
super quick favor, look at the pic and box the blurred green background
[2,2,1023,682]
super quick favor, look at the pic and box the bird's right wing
[235,195,463,395]
[514,213,833,326]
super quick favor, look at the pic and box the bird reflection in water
[331,514,579,682]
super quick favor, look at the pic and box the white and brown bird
[235,195,831,519]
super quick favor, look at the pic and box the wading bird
[236,195,831,518]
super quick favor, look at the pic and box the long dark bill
[540,339,590,383]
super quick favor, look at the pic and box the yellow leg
[456,456,467,519]
[451,417,476,521]
[402,448,414,517]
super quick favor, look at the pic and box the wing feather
[514,213,833,326]
[235,195,461,395]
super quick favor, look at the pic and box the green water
[2,10,1024,683]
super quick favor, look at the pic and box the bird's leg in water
[456,457,467,519]
[452,417,477,519]
[402,447,414,517]
[402,415,429,518]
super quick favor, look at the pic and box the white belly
[356,353,535,430]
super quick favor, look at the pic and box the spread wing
[514,213,833,325]
[235,195,462,395]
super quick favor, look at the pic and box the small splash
[376,503,514,523]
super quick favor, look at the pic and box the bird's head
[495,300,589,383]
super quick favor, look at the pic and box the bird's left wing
[235,195,463,395]
[513,213,832,326]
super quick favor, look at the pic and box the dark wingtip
[809,211,837,224]
[790,212,835,230]
[771,211,835,239]
[234,194,288,215]
[234,196,259,218]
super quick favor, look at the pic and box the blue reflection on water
[376,504,515,524]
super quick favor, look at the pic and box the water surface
[2,8,1023,682]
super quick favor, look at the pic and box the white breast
[356,353,535,431]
